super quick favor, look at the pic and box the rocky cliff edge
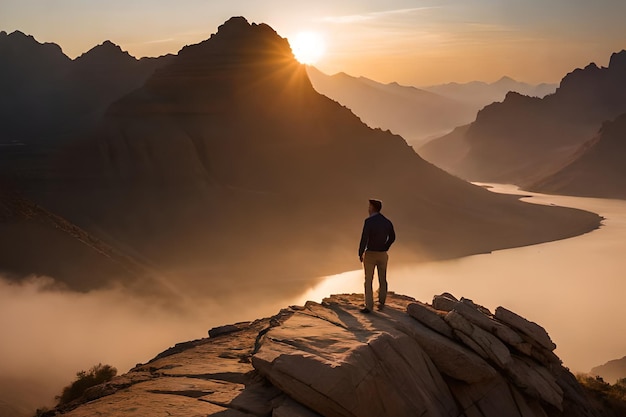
[46,293,604,417]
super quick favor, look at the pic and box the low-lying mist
[0,272,315,416]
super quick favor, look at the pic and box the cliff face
[46,292,609,417]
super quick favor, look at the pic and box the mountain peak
[215,15,253,36]
[495,75,516,84]
[163,16,296,77]
[179,15,291,59]
[141,16,301,99]
[7,29,30,40]
[0,30,69,65]
[609,49,626,70]
[76,40,136,63]
[4,30,64,52]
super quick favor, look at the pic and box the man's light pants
[363,250,388,310]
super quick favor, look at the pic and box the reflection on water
[298,184,626,373]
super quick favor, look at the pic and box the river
[294,184,626,374]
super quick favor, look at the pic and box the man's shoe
[377,304,385,311]
[360,308,371,314]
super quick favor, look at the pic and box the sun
[290,31,326,65]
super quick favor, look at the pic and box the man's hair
[369,199,382,212]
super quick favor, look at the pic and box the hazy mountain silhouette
[306,67,476,147]
[529,113,626,199]
[591,356,626,384]
[15,16,598,295]
[423,76,556,109]
[420,51,626,184]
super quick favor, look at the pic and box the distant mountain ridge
[422,76,557,107]
[420,50,626,186]
[306,67,476,147]
[591,356,626,384]
[307,68,555,148]
[0,30,172,143]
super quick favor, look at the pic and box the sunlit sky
[1,0,625,85]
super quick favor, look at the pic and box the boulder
[452,300,533,355]
[495,306,556,351]
[208,322,250,338]
[432,292,459,311]
[406,302,454,338]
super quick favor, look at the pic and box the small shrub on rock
[56,363,117,405]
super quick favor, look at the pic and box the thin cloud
[140,37,176,45]
[320,7,440,24]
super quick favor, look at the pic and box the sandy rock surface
[48,292,601,417]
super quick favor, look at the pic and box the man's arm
[385,221,396,250]
[358,220,369,261]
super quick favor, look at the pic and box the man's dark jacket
[359,212,396,257]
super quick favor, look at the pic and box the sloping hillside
[0,183,146,289]
[529,113,626,199]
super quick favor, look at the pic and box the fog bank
[0,275,300,416]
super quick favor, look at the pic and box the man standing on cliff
[359,199,396,313]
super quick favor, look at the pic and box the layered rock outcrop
[48,293,604,417]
